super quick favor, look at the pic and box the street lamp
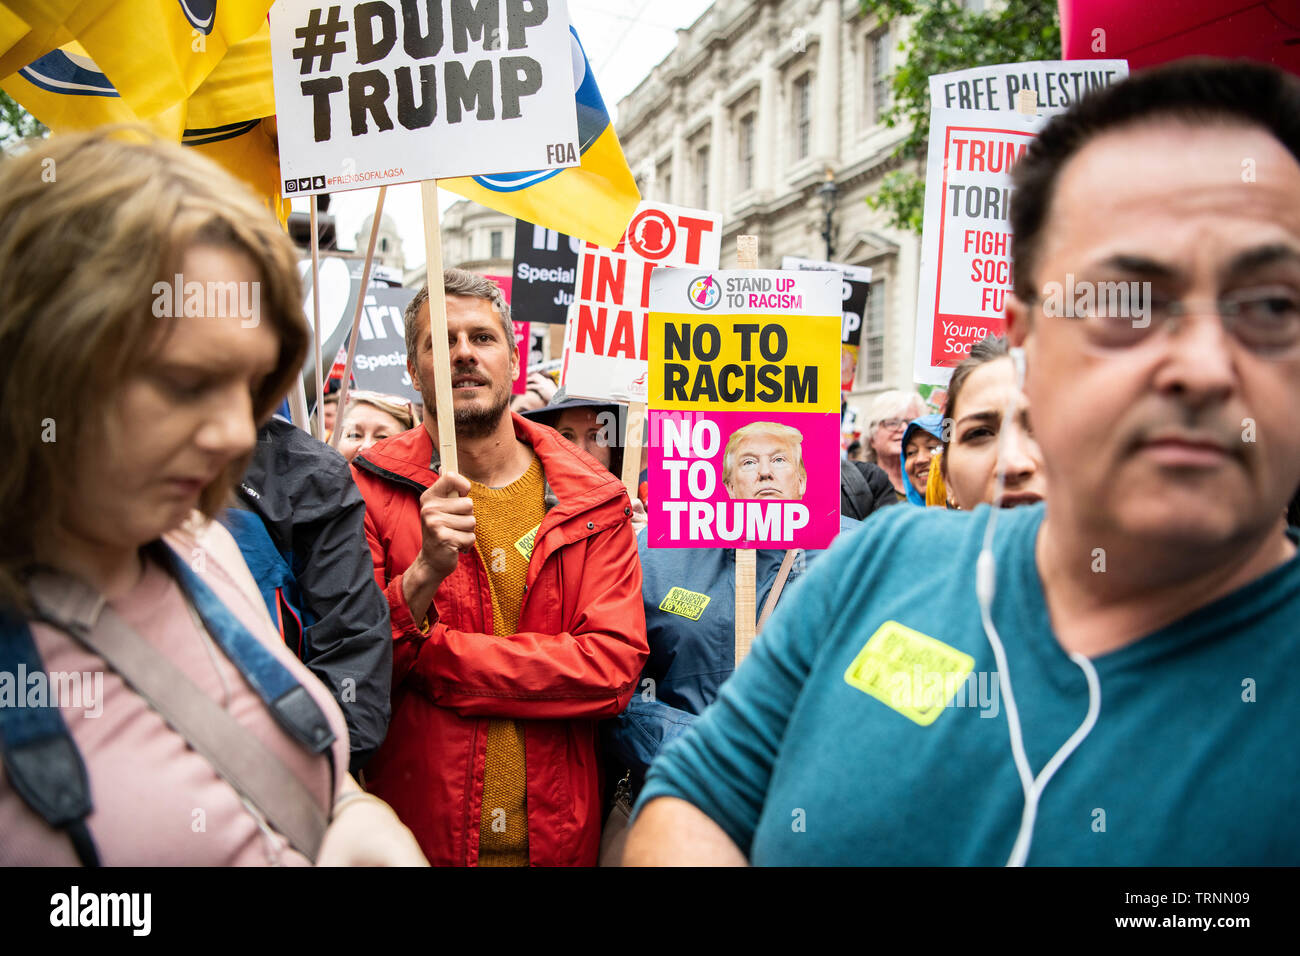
[818,167,839,261]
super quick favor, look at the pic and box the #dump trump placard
[270,0,581,196]
[647,269,841,551]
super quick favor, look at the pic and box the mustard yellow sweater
[470,455,546,866]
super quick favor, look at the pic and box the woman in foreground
[0,131,424,866]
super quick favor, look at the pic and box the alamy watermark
[1040,273,1152,328]
[152,275,260,328]
[0,666,103,718]
[886,667,1001,719]
[50,886,150,935]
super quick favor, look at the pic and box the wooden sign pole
[288,376,310,432]
[418,179,459,475]
[309,195,325,441]
[734,235,759,667]
[621,402,645,502]
[329,185,388,450]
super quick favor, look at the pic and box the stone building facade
[616,0,923,416]
[436,0,928,411]
[355,212,407,275]
[437,200,514,278]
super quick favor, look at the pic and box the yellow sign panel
[658,587,712,621]
[649,312,841,414]
[514,523,541,560]
[843,621,975,726]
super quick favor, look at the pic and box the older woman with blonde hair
[0,130,423,866]
[336,391,417,462]
[864,389,926,499]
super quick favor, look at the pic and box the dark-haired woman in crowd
[940,336,1047,510]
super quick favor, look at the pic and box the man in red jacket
[351,269,647,866]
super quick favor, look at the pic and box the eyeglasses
[875,418,908,431]
[1038,285,1300,358]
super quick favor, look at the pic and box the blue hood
[900,413,944,506]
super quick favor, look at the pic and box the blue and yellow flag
[1,42,186,138]
[184,115,289,224]
[441,28,640,249]
[1,22,285,223]
[183,17,274,128]
[0,1,70,78]
[0,3,26,57]
[180,19,286,221]
[0,1,271,118]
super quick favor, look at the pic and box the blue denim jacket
[603,519,857,796]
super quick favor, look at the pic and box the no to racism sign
[560,200,721,402]
[781,256,872,391]
[914,60,1127,385]
[647,268,841,551]
[270,0,581,196]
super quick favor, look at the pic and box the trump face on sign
[722,421,807,501]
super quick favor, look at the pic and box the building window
[738,113,756,191]
[793,73,812,161]
[863,278,886,385]
[695,145,709,208]
[490,230,503,260]
[380,238,388,252]
[656,159,672,203]
[870,31,891,126]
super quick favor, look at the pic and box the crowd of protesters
[1,58,1298,867]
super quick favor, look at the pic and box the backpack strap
[0,607,100,867]
[16,546,338,863]
[155,543,335,757]
[26,561,334,862]
[756,549,800,634]
[220,506,310,653]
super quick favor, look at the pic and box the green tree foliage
[863,0,1060,232]
[0,90,47,149]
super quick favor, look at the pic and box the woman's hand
[316,780,429,867]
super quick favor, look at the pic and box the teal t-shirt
[635,502,1300,865]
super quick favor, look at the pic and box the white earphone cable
[975,346,1102,867]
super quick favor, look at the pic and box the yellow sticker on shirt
[843,620,975,726]
[514,523,541,560]
[659,587,711,621]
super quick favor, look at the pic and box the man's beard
[416,368,511,440]
[454,386,511,438]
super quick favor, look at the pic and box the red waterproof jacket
[351,413,648,866]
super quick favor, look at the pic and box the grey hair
[403,268,514,362]
[864,389,926,463]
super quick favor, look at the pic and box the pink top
[0,517,350,865]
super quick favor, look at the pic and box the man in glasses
[624,58,1300,865]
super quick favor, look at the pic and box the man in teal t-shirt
[632,502,1300,864]
[623,59,1300,866]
